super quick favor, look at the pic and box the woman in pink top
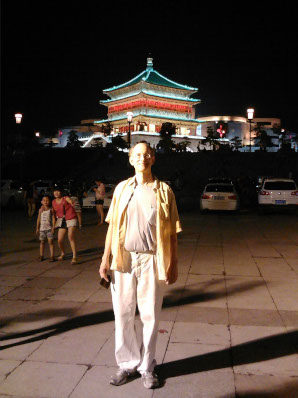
[52,187,78,264]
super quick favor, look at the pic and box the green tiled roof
[100,91,200,104]
[94,113,202,124]
[103,61,197,92]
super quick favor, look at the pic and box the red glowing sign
[108,100,189,114]
[217,125,226,138]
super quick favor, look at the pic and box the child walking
[36,195,56,261]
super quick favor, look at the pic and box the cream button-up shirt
[106,176,182,280]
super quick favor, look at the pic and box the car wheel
[7,197,16,210]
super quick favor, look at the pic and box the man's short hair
[129,141,155,158]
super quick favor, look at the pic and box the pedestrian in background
[36,195,55,261]
[93,178,105,225]
[52,187,78,264]
[24,181,38,219]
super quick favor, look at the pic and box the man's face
[130,143,155,173]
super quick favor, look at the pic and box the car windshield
[264,181,296,190]
[205,185,234,193]
[209,178,232,184]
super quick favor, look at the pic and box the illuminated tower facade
[95,57,201,138]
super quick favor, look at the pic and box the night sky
[2,2,298,140]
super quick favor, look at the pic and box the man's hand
[51,227,55,235]
[99,257,110,282]
[165,258,178,285]
[166,234,178,285]
[36,228,39,236]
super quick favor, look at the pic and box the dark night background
[2,2,298,141]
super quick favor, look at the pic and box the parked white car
[258,178,298,211]
[82,184,116,209]
[200,183,239,212]
[1,180,25,209]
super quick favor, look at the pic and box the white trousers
[111,252,164,373]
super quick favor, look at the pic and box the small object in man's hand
[100,275,111,289]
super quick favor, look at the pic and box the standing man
[99,141,182,389]
[93,179,105,225]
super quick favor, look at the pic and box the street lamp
[15,113,22,124]
[127,112,133,147]
[15,113,23,145]
[247,108,254,152]
[35,132,40,138]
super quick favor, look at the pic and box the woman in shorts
[52,187,78,264]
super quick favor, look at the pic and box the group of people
[35,187,81,263]
[35,179,106,263]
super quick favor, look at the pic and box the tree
[203,126,219,151]
[102,122,113,136]
[157,122,176,153]
[272,123,291,150]
[66,130,83,148]
[254,123,274,152]
[230,136,242,151]
[111,134,129,150]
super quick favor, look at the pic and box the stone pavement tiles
[0,211,297,397]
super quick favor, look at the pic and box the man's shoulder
[158,180,174,193]
[114,177,134,192]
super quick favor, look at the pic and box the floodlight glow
[127,112,133,122]
[247,108,254,120]
[15,113,22,124]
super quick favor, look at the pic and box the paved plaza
[0,209,298,397]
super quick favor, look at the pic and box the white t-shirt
[124,184,157,252]
[40,209,53,231]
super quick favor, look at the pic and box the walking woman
[52,187,78,264]
[24,181,39,219]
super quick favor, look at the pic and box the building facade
[55,57,293,152]
[82,57,203,150]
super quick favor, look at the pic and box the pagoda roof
[94,113,202,124]
[100,90,200,104]
[103,58,198,93]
